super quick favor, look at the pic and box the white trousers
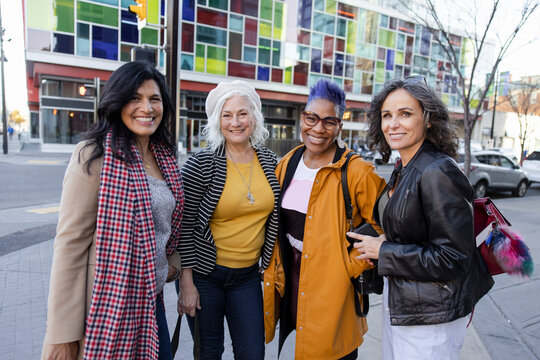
[382,278,468,360]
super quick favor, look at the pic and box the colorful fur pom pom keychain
[484,224,534,277]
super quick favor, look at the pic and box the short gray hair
[202,91,269,150]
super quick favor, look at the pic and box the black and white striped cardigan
[178,144,281,275]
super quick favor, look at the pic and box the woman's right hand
[44,341,79,360]
[177,268,201,317]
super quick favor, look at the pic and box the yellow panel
[28,0,53,30]
[147,0,159,25]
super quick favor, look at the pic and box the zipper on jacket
[400,189,410,219]
[435,281,453,294]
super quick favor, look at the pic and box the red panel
[336,39,345,52]
[231,0,258,17]
[324,36,334,59]
[33,62,112,87]
[298,30,310,45]
[293,62,308,86]
[344,79,353,93]
[228,61,256,79]
[182,23,194,52]
[197,7,227,28]
[245,18,257,45]
[271,68,283,83]
[27,76,39,104]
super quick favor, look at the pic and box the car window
[488,155,502,167]
[499,156,514,169]
[527,151,540,161]
[476,155,489,164]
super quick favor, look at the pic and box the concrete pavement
[1,148,539,359]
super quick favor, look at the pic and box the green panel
[285,66,293,84]
[148,0,159,25]
[337,18,347,37]
[196,44,205,72]
[258,38,271,65]
[346,20,356,54]
[375,61,385,82]
[397,33,405,50]
[207,46,226,75]
[357,43,376,58]
[181,54,194,71]
[364,11,378,44]
[378,29,395,48]
[259,21,272,38]
[314,0,324,11]
[54,0,74,33]
[28,0,52,30]
[209,0,227,10]
[297,45,309,61]
[356,9,365,43]
[313,12,335,35]
[260,0,272,21]
[141,28,158,45]
[332,77,342,86]
[395,51,404,64]
[272,40,281,66]
[326,0,336,14]
[273,2,283,39]
[77,1,118,27]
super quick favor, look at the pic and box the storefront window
[42,109,93,144]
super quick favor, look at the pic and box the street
[0,151,539,359]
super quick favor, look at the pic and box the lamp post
[1,6,8,154]
[490,72,500,146]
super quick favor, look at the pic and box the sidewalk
[0,236,492,359]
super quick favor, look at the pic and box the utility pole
[166,0,180,154]
[0,5,8,154]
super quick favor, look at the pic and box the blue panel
[92,26,118,60]
[161,0,165,16]
[53,33,74,54]
[181,54,194,70]
[298,0,312,29]
[345,55,354,78]
[420,26,431,56]
[311,48,321,73]
[122,10,137,23]
[257,66,270,81]
[244,46,256,62]
[386,49,395,70]
[121,22,138,43]
[183,0,195,21]
[334,53,343,76]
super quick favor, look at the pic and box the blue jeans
[189,263,264,360]
[156,294,173,360]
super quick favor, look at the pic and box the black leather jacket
[375,141,493,326]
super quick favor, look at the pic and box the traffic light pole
[1,6,8,154]
[166,0,180,154]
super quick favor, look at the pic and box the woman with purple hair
[263,79,386,359]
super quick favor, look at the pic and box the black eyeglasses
[301,111,341,130]
[404,75,427,85]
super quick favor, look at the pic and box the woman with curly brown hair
[348,77,493,360]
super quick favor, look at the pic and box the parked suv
[458,151,529,198]
[522,151,540,183]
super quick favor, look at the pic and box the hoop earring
[336,136,346,148]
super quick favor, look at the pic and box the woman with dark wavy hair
[42,61,184,360]
[348,77,493,360]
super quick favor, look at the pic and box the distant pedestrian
[42,62,184,360]
[7,125,14,140]
[350,77,494,360]
[352,138,360,153]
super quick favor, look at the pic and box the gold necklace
[226,148,255,205]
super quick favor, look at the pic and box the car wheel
[474,181,487,199]
[512,180,528,197]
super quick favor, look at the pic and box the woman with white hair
[177,80,280,359]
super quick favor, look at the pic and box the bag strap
[171,314,182,357]
[340,151,369,317]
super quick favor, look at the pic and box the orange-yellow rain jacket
[263,146,386,359]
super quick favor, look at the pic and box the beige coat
[41,142,181,359]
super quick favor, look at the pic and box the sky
[1,0,539,121]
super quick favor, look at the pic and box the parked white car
[522,151,540,183]
[373,150,400,165]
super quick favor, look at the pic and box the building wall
[24,0,472,150]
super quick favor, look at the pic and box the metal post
[490,72,499,143]
[166,0,180,154]
[94,77,100,122]
[0,6,8,154]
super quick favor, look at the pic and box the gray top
[378,189,390,231]
[147,175,176,294]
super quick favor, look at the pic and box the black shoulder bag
[341,152,384,317]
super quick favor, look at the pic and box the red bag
[474,198,533,277]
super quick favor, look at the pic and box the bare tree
[399,0,539,177]
[503,79,540,162]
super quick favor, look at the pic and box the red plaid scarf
[84,131,184,359]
